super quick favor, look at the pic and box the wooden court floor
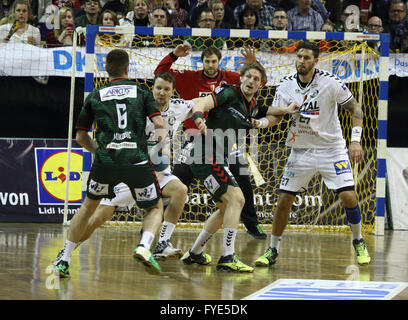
[0,222,407,300]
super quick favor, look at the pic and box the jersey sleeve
[143,90,161,120]
[210,86,233,109]
[75,93,94,131]
[334,79,353,105]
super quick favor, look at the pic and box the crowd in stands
[0,0,407,52]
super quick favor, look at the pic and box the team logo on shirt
[100,85,137,101]
[334,160,351,175]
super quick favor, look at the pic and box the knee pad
[345,205,361,224]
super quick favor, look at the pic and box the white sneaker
[153,240,184,260]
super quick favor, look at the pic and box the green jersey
[197,84,256,161]
[76,79,161,165]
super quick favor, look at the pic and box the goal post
[79,25,389,235]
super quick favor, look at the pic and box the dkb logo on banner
[35,148,83,205]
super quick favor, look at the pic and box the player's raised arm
[252,102,301,129]
[341,97,364,163]
[239,46,257,64]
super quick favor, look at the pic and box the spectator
[271,6,288,30]
[120,0,150,26]
[334,5,367,32]
[189,0,235,28]
[102,0,132,20]
[46,6,75,46]
[383,0,408,53]
[0,0,41,45]
[185,8,225,50]
[287,0,324,31]
[209,0,233,29]
[323,0,342,25]
[270,8,299,52]
[0,0,12,20]
[96,9,130,45]
[133,7,183,47]
[342,0,374,25]
[74,0,102,27]
[163,0,188,27]
[234,0,276,29]
[268,0,295,12]
[233,4,263,48]
[367,16,383,53]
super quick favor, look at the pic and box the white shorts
[279,147,355,193]
[99,172,180,209]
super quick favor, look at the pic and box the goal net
[83,26,389,234]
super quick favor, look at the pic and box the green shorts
[86,161,161,208]
[190,161,238,202]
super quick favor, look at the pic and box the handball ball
[150,152,170,172]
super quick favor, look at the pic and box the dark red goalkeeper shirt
[154,52,241,130]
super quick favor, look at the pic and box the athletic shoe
[353,238,371,265]
[133,245,162,275]
[245,224,267,240]
[153,240,184,260]
[55,260,70,278]
[180,250,212,265]
[52,249,64,266]
[254,247,278,267]
[216,254,254,273]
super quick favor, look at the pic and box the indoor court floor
[0,222,407,300]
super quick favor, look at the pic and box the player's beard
[296,62,314,76]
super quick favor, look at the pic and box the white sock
[158,221,176,242]
[139,231,155,250]
[61,240,77,263]
[222,228,237,257]
[191,229,213,255]
[270,235,281,252]
[349,222,362,241]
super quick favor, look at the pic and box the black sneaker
[216,254,254,272]
[245,224,267,239]
[153,240,184,260]
[180,250,212,265]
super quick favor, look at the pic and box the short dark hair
[296,40,320,58]
[201,46,222,62]
[153,72,175,89]
[105,49,129,77]
[240,62,267,84]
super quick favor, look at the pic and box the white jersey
[145,98,193,173]
[272,68,353,149]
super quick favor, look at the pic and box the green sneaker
[133,245,162,275]
[180,250,212,265]
[55,260,70,278]
[255,247,278,267]
[216,254,254,273]
[353,239,371,265]
[245,224,267,240]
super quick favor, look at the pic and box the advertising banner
[2,43,406,84]
[387,148,408,230]
[0,139,83,223]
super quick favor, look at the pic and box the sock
[158,221,176,242]
[270,235,281,252]
[191,229,213,255]
[222,228,237,257]
[345,205,362,240]
[61,240,77,263]
[139,231,155,250]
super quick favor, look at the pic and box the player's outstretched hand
[349,142,363,163]
[239,46,257,64]
[174,43,192,57]
[287,102,301,114]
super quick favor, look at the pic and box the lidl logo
[35,148,84,205]
[334,160,351,175]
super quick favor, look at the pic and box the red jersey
[154,52,241,129]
